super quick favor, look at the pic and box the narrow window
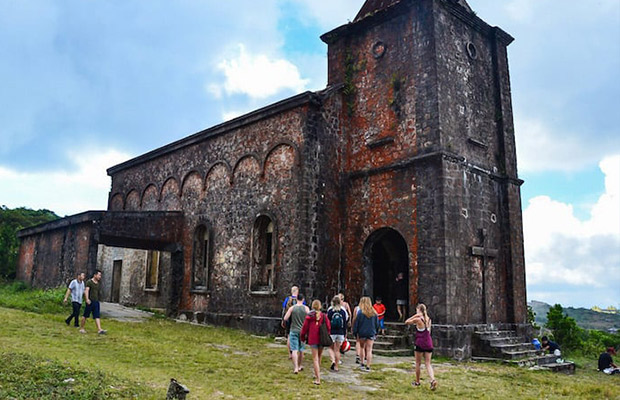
[192,225,210,290]
[145,250,160,290]
[251,216,275,292]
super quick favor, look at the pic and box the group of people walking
[63,270,106,334]
[281,286,437,389]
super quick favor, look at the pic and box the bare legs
[311,347,323,384]
[397,304,407,321]
[413,351,436,389]
[329,341,342,371]
[358,338,374,369]
[292,350,303,373]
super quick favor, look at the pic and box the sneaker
[365,366,371,372]
[338,360,343,365]
[330,363,335,371]
[79,329,86,334]
[355,356,360,364]
[359,364,366,371]
[65,320,70,326]
[98,330,107,335]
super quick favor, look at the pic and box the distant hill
[529,300,620,331]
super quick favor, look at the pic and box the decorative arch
[124,189,141,211]
[232,154,261,186]
[160,176,181,211]
[109,192,124,211]
[181,170,203,200]
[263,142,298,181]
[141,183,159,211]
[205,161,232,192]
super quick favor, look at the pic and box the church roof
[354,0,401,22]
[354,0,473,22]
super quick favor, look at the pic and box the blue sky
[0,0,618,309]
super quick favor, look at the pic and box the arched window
[250,215,276,293]
[192,225,210,291]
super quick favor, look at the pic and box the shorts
[310,344,322,349]
[378,319,385,329]
[415,345,433,353]
[359,336,376,341]
[330,334,345,343]
[289,331,305,352]
[396,299,407,306]
[83,301,101,319]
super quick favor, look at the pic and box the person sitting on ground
[541,336,561,356]
[598,347,620,375]
[373,297,386,336]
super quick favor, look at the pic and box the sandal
[412,381,421,387]
[430,380,438,391]
[313,380,320,385]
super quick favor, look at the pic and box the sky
[0,0,618,309]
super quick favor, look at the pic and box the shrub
[546,304,583,352]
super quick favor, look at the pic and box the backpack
[330,310,344,330]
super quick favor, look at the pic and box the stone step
[485,336,525,345]
[372,340,399,350]
[537,362,576,374]
[491,342,536,353]
[507,354,558,367]
[373,348,413,357]
[472,356,505,363]
[502,349,539,359]
[475,330,518,339]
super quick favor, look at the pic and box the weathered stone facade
[17,0,528,354]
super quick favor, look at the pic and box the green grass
[1,307,618,399]
[0,283,616,399]
[0,281,68,314]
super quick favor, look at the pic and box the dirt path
[99,302,153,322]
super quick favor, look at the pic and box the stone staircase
[472,329,575,374]
[349,321,413,357]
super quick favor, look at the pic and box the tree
[546,304,583,352]
[0,206,59,279]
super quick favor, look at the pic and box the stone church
[17,0,529,358]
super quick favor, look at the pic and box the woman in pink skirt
[405,303,437,390]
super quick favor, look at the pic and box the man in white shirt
[63,272,85,327]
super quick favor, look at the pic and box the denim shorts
[330,334,345,343]
[289,331,305,352]
[83,301,101,319]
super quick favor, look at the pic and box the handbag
[319,314,334,347]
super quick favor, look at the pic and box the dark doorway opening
[363,228,409,321]
[111,260,122,303]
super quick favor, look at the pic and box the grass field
[0,303,618,399]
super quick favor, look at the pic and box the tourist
[338,293,352,328]
[373,296,386,335]
[405,303,437,390]
[541,336,561,357]
[282,293,310,374]
[301,299,331,385]
[63,272,86,327]
[80,270,106,334]
[282,285,301,359]
[395,272,407,321]
[353,296,379,372]
[327,295,348,372]
[598,347,619,375]
[351,301,362,364]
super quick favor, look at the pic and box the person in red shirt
[301,299,331,385]
[373,297,386,335]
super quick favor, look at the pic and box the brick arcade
[17,0,529,359]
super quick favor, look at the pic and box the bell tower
[321,0,527,356]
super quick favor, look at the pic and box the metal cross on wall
[470,228,498,323]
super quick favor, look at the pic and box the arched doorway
[362,228,409,321]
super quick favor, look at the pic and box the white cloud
[0,148,131,217]
[515,117,619,173]
[208,44,309,100]
[524,155,620,306]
